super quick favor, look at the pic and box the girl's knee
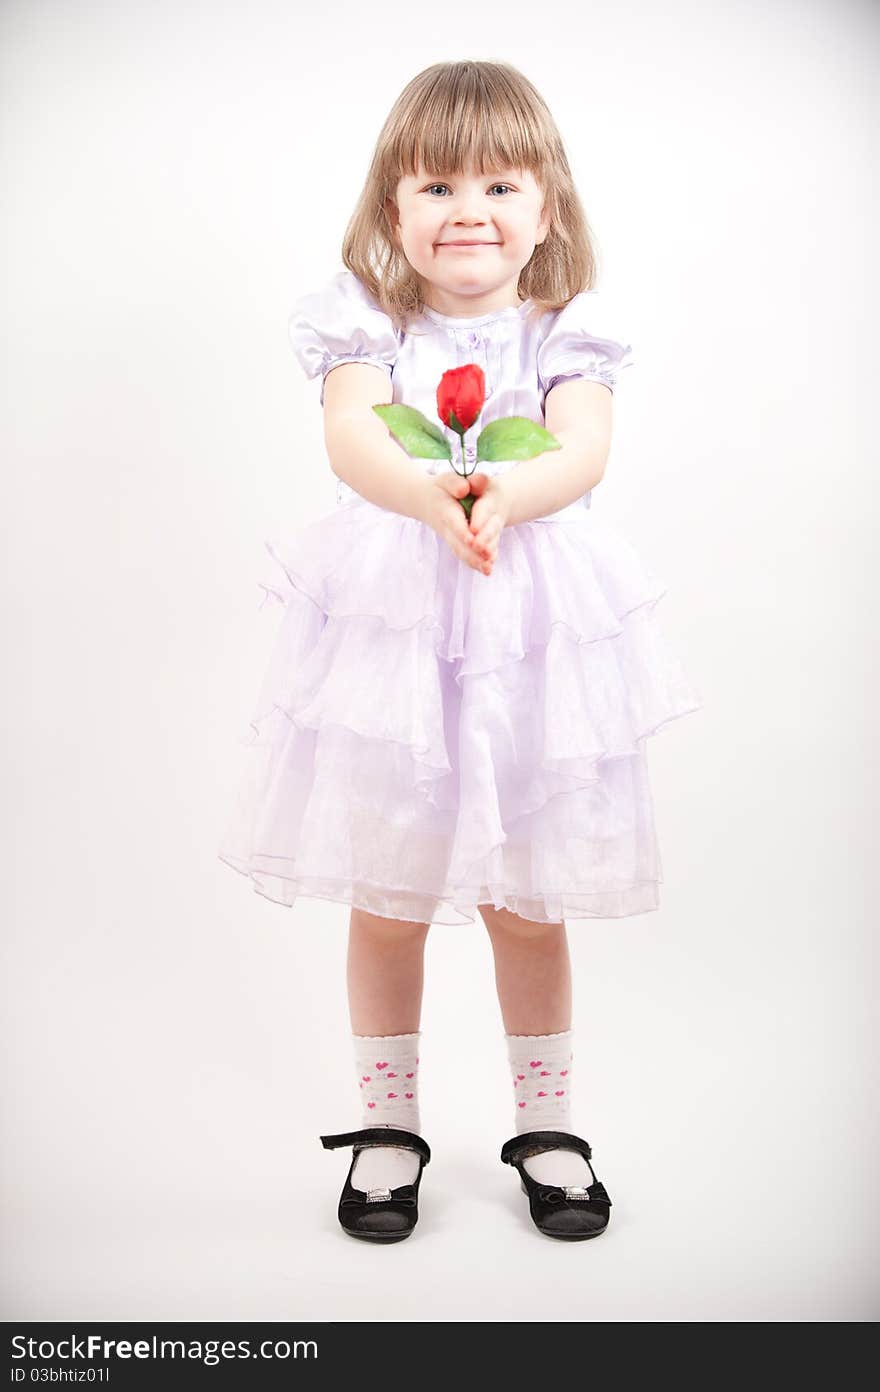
[479,905,564,939]
[350,907,430,940]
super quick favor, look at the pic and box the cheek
[501,216,527,238]
[410,212,439,239]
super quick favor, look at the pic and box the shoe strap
[320,1127,431,1165]
[500,1129,592,1166]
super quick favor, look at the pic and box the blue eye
[425,183,513,197]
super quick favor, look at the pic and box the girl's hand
[419,472,495,575]
[462,472,512,572]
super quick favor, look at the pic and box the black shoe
[500,1130,612,1241]
[319,1127,431,1243]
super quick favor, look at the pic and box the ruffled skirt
[217,492,703,926]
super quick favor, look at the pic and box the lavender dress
[217,270,703,925]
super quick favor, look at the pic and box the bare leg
[347,907,429,1035]
[479,905,571,1034]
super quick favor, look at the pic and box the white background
[2,0,876,1322]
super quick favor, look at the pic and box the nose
[450,193,488,225]
[448,215,489,240]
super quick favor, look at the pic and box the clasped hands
[420,470,510,578]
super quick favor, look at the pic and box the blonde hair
[340,60,600,335]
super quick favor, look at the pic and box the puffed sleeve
[536,290,634,398]
[288,270,400,406]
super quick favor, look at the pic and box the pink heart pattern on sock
[356,1043,419,1129]
[509,1040,574,1132]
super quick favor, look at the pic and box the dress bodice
[288,270,634,514]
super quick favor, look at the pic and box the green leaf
[475,417,561,462]
[372,404,452,460]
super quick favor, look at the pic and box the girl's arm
[497,378,613,527]
[323,361,434,522]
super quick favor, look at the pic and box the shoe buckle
[563,1185,591,1200]
[365,1187,393,1203]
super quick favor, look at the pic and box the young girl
[218,60,702,1244]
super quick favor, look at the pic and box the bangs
[384,67,547,186]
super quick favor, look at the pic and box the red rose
[436,363,485,434]
[373,356,559,532]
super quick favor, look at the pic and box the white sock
[505,1030,593,1186]
[350,1032,422,1189]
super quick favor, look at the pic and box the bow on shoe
[534,1182,611,1206]
[341,1185,417,1208]
[535,1185,588,1205]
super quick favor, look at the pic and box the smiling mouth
[438,242,499,248]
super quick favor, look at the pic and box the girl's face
[387,163,550,317]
